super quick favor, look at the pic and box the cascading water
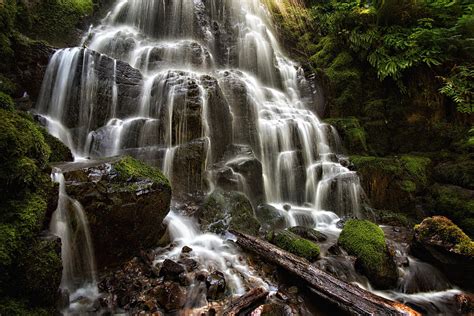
[50,170,99,314]
[34,0,465,314]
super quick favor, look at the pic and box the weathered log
[223,287,269,316]
[230,230,420,316]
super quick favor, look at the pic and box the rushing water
[34,0,467,315]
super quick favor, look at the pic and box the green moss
[268,230,320,261]
[428,184,474,238]
[114,156,170,187]
[338,219,398,289]
[0,91,14,110]
[434,159,474,189]
[0,109,50,197]
[325,117,368,153]
[415,216,474,256]
[0,74,16,95]
[40,129,73,163]
[401,155,431,185]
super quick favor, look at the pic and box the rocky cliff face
[57,157,172,269]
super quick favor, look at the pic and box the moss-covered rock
[0,109,50,198]
[338,219,398,289]
[40,129,74,163]
[267,230,320,261]
[350,155,431,218]
[324,117,368,154]
[427,184,474,238]
[0,298,51,316]
[58,156,172,269]
[412,216,474,290]
[255,204,287,232]
[434,159,474,190]
[199,190,260,236]
[0,108,60,311]
[288,226,328,243]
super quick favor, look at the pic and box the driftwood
[223,287,269,316]
[230,230,420,316]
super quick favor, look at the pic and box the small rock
[182,246,193,253]
[206,271,226,300]
[327,244,344,256]
[276,291,288,301]
[179,258,199,271]
[283,204,291,211]
[455,293,474,314]
[159,259,185,282]
[154,282,186,312]
[195,271,208,282]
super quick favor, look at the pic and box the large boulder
[255,204,287,232]
[59,156,171,269]
[411,216,474,290]
[338,219,398,289]
[198,190,260,236]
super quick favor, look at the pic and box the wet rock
[198,189,260,235]
[215,145,265,206]
[283,204,292,211]
[327,244,345,256]
[411,216,474,290]
[253,303,293,316]
[181,246,193,254]
[59,156,172,269]
[159,259,185,282]
[255,204,287,232]
[179,258,199,272]
[206,271,226,301]
[288,226,328,243]
[455,293,474,314]
[154,282,186,312]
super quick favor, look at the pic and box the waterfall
[50,170,99,314]
[36,0,364,218]
[36,0,368,312]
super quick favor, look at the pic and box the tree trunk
[230,230,420,316]
[223,287,269,316]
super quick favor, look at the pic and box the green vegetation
[114,156,170,186]
[338,219,398,288]
[324,117,368,153]
[267,230,320,261]
[415,216,474,256]
[40,130,74,163]
[0,108,61,311]
[0,92,14,110]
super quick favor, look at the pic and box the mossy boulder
[324,117,368,154]
[267,230,320,261]
[412,216,474,290]
[41,129,74,163]
[338,219,398,289]
[350,155,431,217]
[426,184,474,238]
[434,160,474,190]
[255,204,287,232]
[58,156,172,269]
[198,190,260,236]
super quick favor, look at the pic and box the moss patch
[415,216,474,257]
[338,219,398,289]
[114,156,170,187]
[267,230,320,261]
[325,117,368,154]
[40,129,74,163]
[0,92,14,110]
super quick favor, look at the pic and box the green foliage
[415,216,474,256]
[40,129,73,163]
[434,159,474,189]
[0,298,50,316]
[267,230,320,261]
[0,91,14,110]
[439,65,474,113]
[114,156,170,187]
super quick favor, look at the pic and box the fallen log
[230,230,420,316]
[223,287,269,316]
